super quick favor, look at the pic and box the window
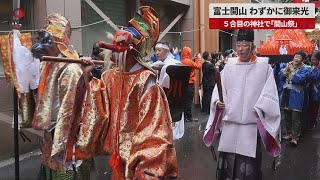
[81,0,128,56]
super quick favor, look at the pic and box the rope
[0,29,38,33]
[165,24,237,36]
[0,20,236,36]
[166,24,207,34]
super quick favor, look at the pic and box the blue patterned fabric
[279,65,311,111]
[125,26,142,45]
[309,67,320,102]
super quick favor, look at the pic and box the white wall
[33,0,46,29]
[46,0,82,52]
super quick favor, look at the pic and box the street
[1,0,320,179]
[1,104,320,179]
[175,109,320,180]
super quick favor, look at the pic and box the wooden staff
[41,56,105,66]
[214,72,223,102]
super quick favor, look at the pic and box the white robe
[203,57,281,158]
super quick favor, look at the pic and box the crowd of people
[276,50,320,146]
[153,29,320,180]
[156,41,320,147]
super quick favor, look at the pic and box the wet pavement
[175,111,217,180]
[0,78,40,161]
[262,127,320,180]
[174,108,320,180]
[1,83,320,180]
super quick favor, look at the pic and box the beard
[31,30,54,59]
[31,42,53,59]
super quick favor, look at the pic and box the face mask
[31,29,53,59]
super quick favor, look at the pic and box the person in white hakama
[204,29,281,180]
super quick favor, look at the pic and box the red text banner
[209,18,315,29]
[209,3,315,29]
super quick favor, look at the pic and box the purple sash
[257,117,281,157]
[203,105,223,146]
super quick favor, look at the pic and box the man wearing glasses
[204,29,281,180]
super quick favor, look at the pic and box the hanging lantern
[13,8,25,19]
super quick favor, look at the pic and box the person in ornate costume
[22,13,90,179]
[203,30,281,180]
[80,6,179,179]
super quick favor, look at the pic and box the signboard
[209,3,315,29]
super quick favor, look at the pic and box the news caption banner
[209,3,315,29]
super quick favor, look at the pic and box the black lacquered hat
[237,29,254,42]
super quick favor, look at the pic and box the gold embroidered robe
[31,61,83,172]
[78,68,179,179]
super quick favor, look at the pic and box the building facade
[0,0,281,101]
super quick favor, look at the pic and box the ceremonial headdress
[33,13,79,95]
[237,29,254,42]
[126,6,160,56]
[44,13,78,59]
[98,6,160,71]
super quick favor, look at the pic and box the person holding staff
[204,29,281,180]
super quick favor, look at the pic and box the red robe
[76,67,179,179]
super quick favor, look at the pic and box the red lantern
[13,8,25,19]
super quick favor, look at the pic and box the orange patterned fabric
[32,62,83,171]
[65,76,107,162]
[0,33,32,87]
[56,43,79,59]
[77,68,179,179]
[259,29,313,55]
[38,62,50,95]
[18,90,37,128]
[44,14,79,59]
[45,24,64,38]
[18,33,32,49]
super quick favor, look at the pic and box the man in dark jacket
[201,51,217,114]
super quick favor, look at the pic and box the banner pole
[13,87,20,180]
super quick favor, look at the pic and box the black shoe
[185,117,198,122]
[290,138,299,147]
[192,117,199,122]
[185,117,192,122]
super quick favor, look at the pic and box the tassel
[109,151,121,170]
[109,151,116,167]
[109,151,123,179]
[38,63,50,95]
